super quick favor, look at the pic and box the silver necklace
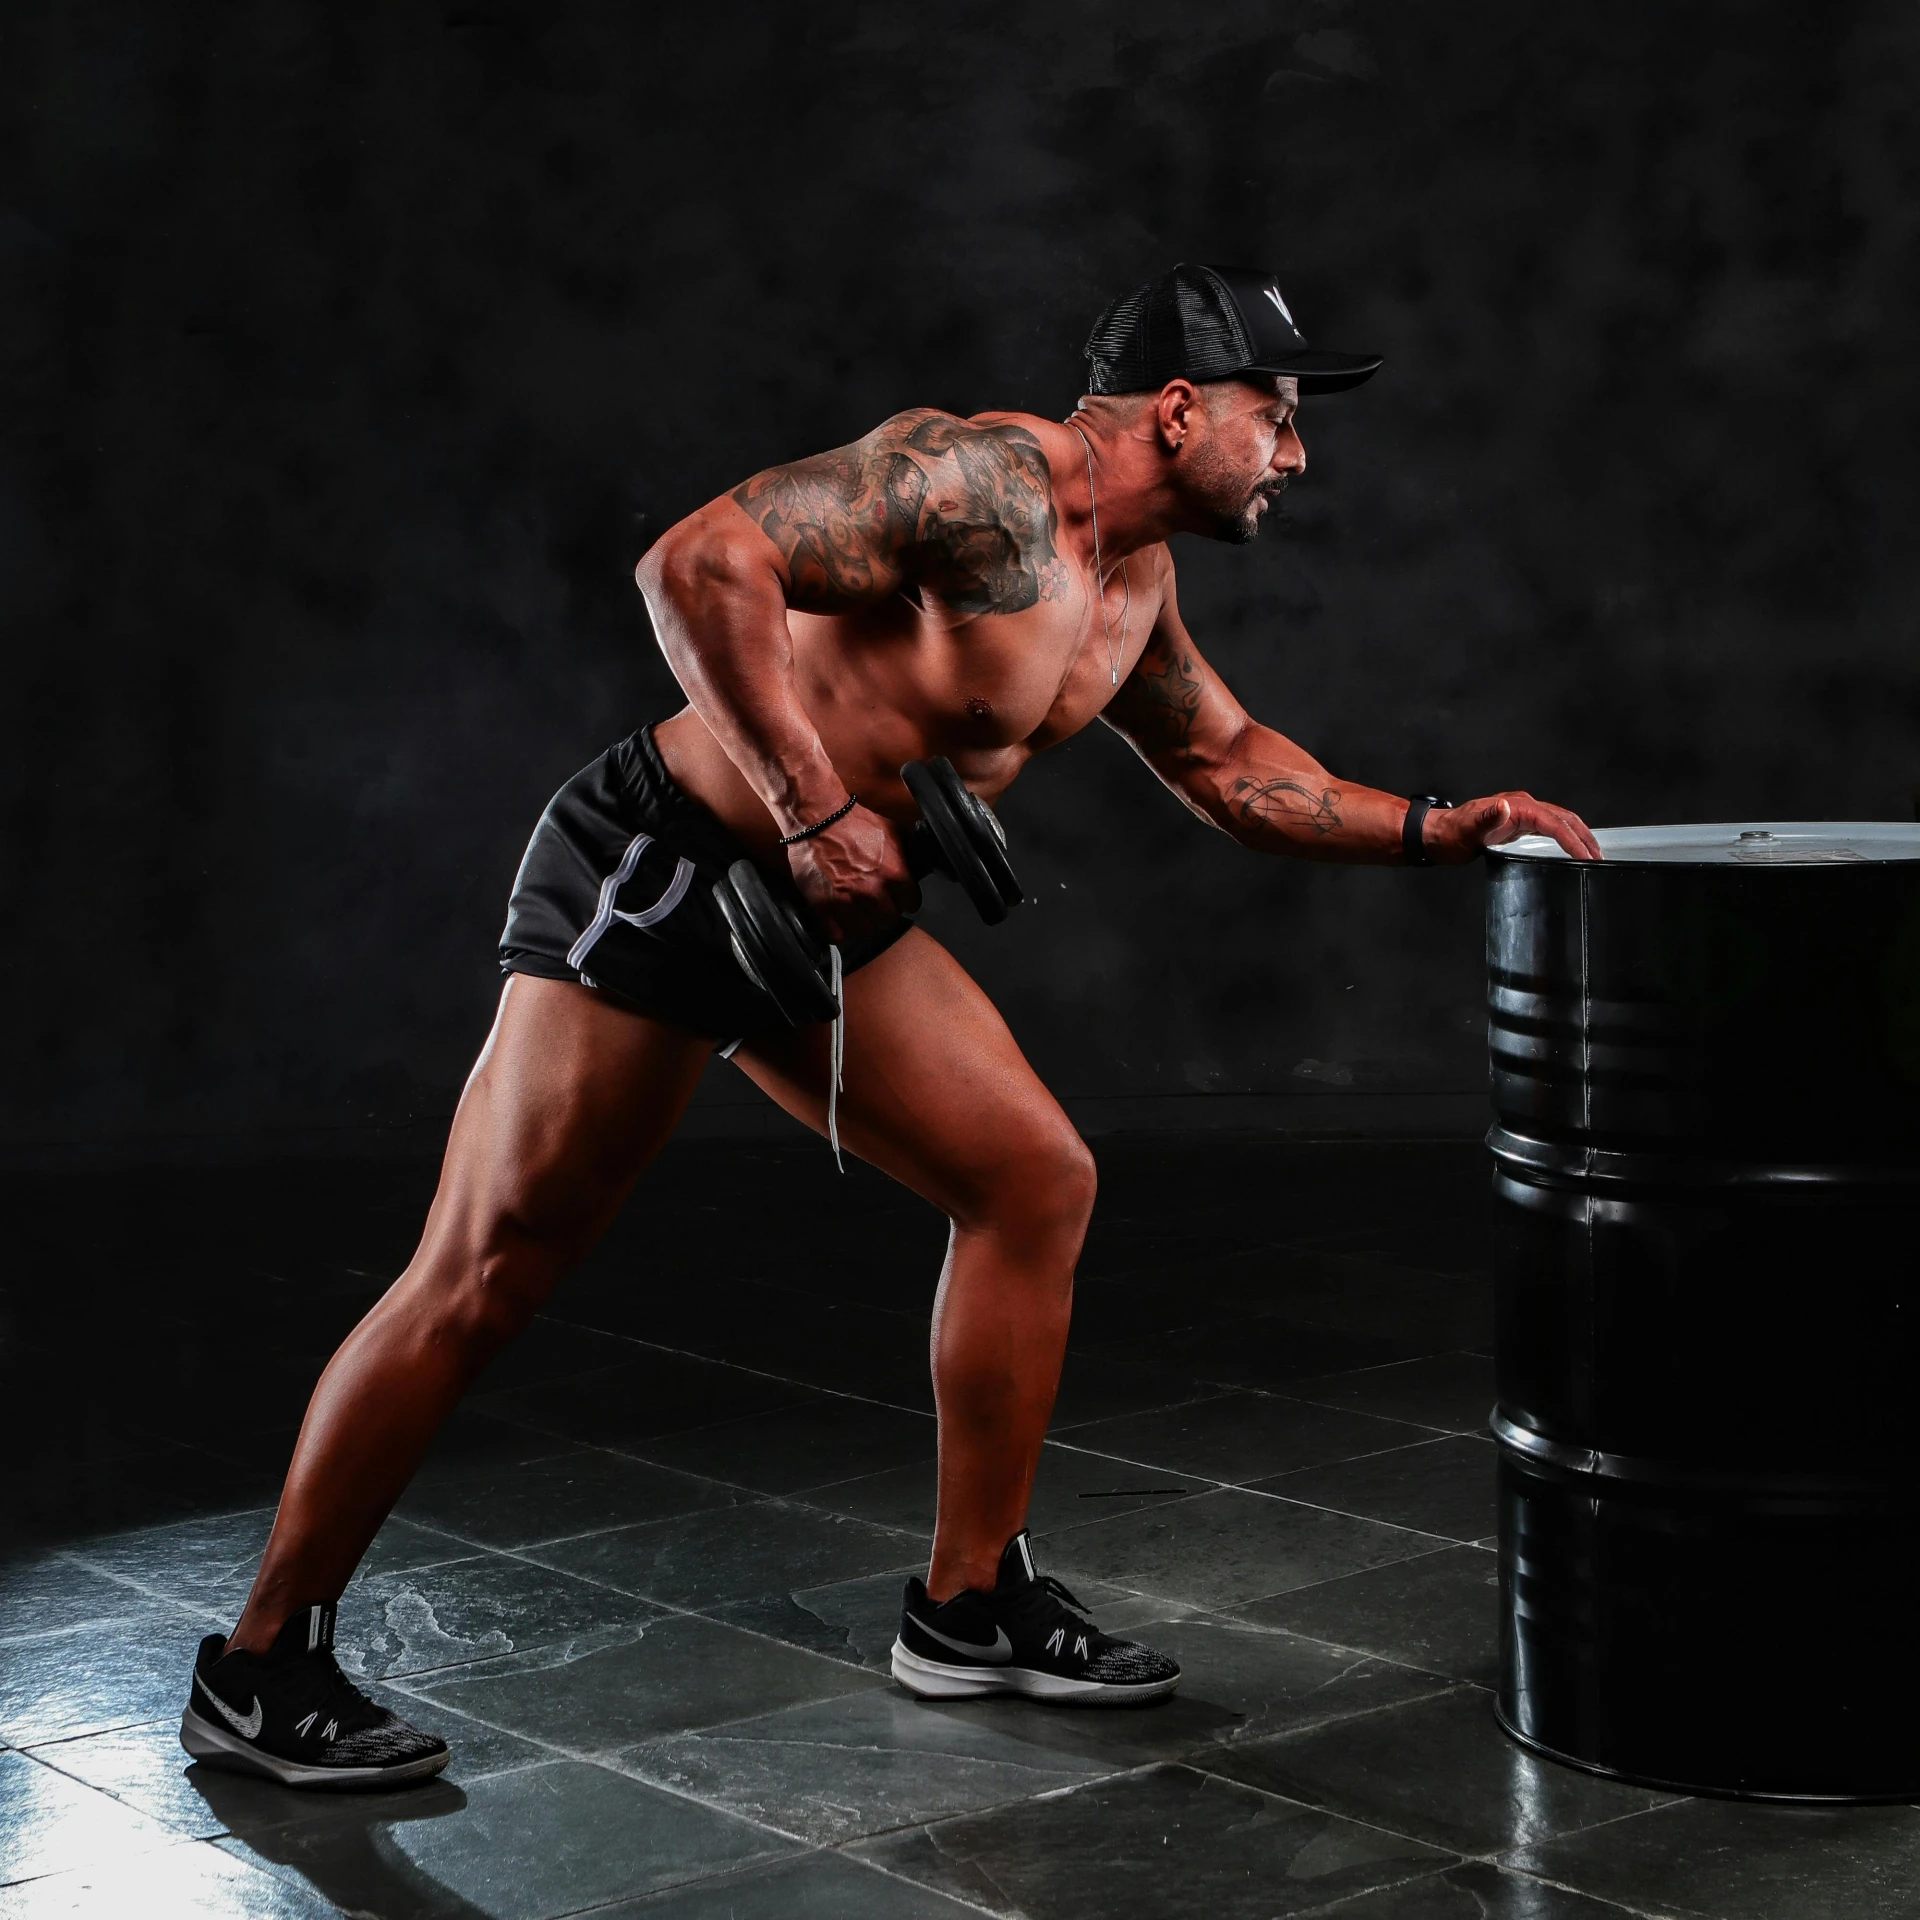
[1068,420,1128,685]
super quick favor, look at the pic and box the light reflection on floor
[3,1143,1911,1918]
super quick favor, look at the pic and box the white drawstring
[828,945,846,1173]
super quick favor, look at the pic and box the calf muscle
[226,977,707,1653]
[732,929,1095,1599]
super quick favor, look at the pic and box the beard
[1185,441,1288,544]
[1217,478,1288,545]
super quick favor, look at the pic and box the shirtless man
[181,263,1599,1787]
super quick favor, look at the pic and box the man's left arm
[1103,573,1600,864]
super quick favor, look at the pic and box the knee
[430,1216,570,1354]
[959,1124,1097,1261]
[1042,1131,1098,1243]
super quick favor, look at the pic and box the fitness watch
[1402,794,1453,866]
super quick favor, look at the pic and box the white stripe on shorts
[567,834,697,973]
[612,853,694,932]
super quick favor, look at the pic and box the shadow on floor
[2,1138,1903,1919]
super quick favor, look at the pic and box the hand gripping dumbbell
[714,757,1023,1026]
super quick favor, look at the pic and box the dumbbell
[714,756,1023,1026]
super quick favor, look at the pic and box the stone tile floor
[2,1137,1914,1917]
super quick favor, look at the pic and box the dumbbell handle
[720,758,1019,1029]
[904,820,943,882]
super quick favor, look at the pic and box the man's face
[1178,375,1305,544]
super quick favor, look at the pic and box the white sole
[890,1638,1180,1707]
[180,1707,451,1790]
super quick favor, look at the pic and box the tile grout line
[20,1470,1487,1752]
[0,1172,1630,1918]
[1039,1426,1483,1505]
[1493,1792,1701,1854]
[815,1749,1501,1899]
[524,1313,1282,1449]
[536,1842,1009,1920]
[1184,1734,1696,1919]
[0,1737,1472,1920]
[1280,1862,1476,1918]
[328,1682,857,1859]
[398,1490,1482,1760]
[473,1377,851,1455]
[412,1483,933,1560]
[377,1560,910,1747]
[51,1547,259,1625]
[533,1318,940,1425]
[1484,1862,1680,1920]
[386,1570,1490,1757]
[2,1744,217,1877]
[819,1849,1007,1918]
[11,1270,1509,1897]
[1230,1484,1480,1546]
[1044,1388,1237,1433]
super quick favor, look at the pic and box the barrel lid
[1494,822,1920,865]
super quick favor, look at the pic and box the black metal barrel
[1486,822,1920,1800]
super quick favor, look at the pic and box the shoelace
[828,945,846,1172]
[1011,1574,1098,1629]
[277,1649,382,1730]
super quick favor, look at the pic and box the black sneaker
[892,1529,1180,1706]
[180,1602,450,1790]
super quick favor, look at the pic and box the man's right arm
[635,409,1064,935]
[634,434,912,842]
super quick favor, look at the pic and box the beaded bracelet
[777,792,858,845]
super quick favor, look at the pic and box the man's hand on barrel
[1425,793,1603,864]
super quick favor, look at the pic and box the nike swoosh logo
[911,1619,1014,1665]
[195,1673,264,1740]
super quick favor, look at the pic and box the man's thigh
[730,928,1084,1222]
[423,973,713,1262]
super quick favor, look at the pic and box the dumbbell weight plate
[713,860,839,1026]
[900,758,1024,925]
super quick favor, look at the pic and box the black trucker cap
[1084,263,1382,397]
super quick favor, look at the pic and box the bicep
[1102,588,1251,780]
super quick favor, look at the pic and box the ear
[1153,379,1199,454]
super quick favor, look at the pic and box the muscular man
[181,263,1598,1787]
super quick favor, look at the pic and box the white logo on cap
[1263,283,1296,327]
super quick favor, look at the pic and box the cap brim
[1247,349,1383,395]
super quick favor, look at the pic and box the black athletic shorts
[498,725,901,1043]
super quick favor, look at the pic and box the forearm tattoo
[1228,775,1343,835]
[730,411,1068,615]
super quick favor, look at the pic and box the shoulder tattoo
[731,411,1068,615]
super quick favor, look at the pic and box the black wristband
[1402,794,1453,866]
[778,792,858,845]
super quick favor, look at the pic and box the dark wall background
[5,0,1917,1158]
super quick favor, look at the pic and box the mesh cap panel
[1084,262,1380,396]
